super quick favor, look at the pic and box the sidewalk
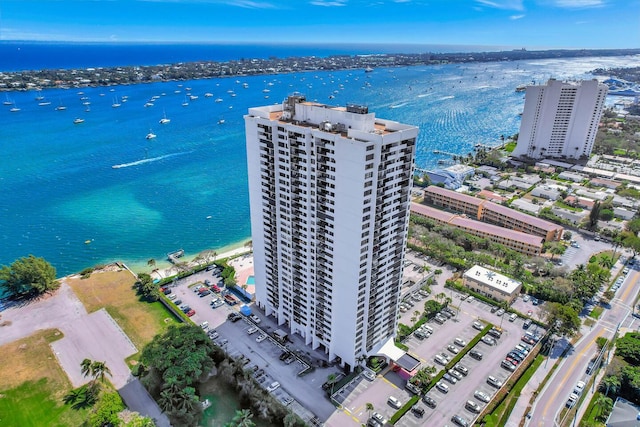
[506,337,571,427]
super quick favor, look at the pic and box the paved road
[527,258,640,427]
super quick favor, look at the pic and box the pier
[167,249,184,264]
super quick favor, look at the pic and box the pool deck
[228,253,255,296]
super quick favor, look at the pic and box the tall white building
[244,95,418,370]
[512,78,607,160]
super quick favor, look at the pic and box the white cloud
[310,0,347,6]
[510,14,525,19]
[552,0,605,8]
[475,0,524,11]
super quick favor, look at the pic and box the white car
[249,314,261,324]
[246,326,258,335]
[566,393,579,408]
[436,381,449,393]
[574,381,586,395]
[266,381,280,392]
[256,334,267,343]
[362,370,376,381]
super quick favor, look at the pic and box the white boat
[73,118,85,124]
[159,110,170,124]
[182,96,189,107]
[38,101,51,106]
[9,106,20,112]
[112,96,121,108]
[365,67,374,73]
[35,91,45,101]
[55,104,67,111]
[204,93,213,98]
[146,130,157,140]
[215,98,223,103]
[189,95,198,100]
[218,118,225,124]
[144,102,154,107]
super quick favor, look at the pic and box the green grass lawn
[589,306,604,319]
[0,378,90,427]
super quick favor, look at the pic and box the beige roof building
[463,265,522,304]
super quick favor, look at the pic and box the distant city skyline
[0,0,638,50]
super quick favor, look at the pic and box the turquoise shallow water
[1,54,637,276]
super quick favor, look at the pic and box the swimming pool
[246,275,255,285]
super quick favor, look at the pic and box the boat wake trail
[112,151,192,169]
[389,102,409,109]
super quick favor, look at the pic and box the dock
[167,249,184,264]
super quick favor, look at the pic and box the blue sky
[0,0,638,49]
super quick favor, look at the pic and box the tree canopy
[542,302,581,337]
[0,255,58,295]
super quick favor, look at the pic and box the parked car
[449,369,463,380]
[496,308,505,316]
[387,396,402,409]
[487,376,503,388]
[472,321,483,331]
[470,350,483,360]
[454,337,467,347]
[422,395,437,408]
[246,326,258,335]
[266,381,280,392]
[474,390,490,403]
[435,381,449,393]
[451,414,469,427]
[186,309,195,317]
[447,344,459,354]
[501,360,516,371]
[574,381,586,395]
[435,354,448,365]
[465,400,481,413]
[249,314,261,324]
[523,319,532,329]
[362,370,376,381]
[481,336,496,346]
[256,334,267,343]
[443,373,458,384]
[411,406,425,417]
[566,393,579,408]
[454,364,469,376]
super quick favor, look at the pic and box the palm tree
[366,402,374,419]
[602,375,621,397]
[327,373,337,396]
[594,394,613,421]
[147,258,156,269]
[80,358,93,379]
[232,409,255,427]
[90,361,112,384]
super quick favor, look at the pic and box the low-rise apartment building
[463,265,522,304]
[424,186,563,242]
[411,203,543,256]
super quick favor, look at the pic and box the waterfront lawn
[0,329,90,427]
[67,269,178,352]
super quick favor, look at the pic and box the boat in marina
[159,110,170,124]
[515,84,527,92]
[215,98,223,103]
[39,101,52,106]
[112,96,121,108]
[73,118,85,124]
[204,93,213,98]
[182,96,189,107]
[9,106,20,112]
[146,130,157,140]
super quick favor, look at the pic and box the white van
[387,396,402,409]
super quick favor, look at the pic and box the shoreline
[1,47,639,92]
[84,238,252,281]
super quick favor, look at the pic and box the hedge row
[390,395,420,424]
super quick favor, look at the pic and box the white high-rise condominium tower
[244,94,418,370]
[512,78,607,160]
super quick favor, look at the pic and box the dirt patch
[0,329,69,395]
[67,269,175,349]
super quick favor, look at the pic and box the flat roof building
[245,95,418,371]
[512,79,607,160]
[463,265,522,304]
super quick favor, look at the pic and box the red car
[211,284,221,293]
[186,309,196,317]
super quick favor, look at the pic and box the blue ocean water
[0,41,506,72]
[1,48,638,276]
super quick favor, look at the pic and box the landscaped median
[388,323,494,424]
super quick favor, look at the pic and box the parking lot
[163,267,337,423]
[341,286,544,427]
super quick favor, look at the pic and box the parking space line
[381,375,399,389]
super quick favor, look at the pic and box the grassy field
[0,329,90,427]
[67,268,178,353]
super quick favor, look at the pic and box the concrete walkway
[119,378,171,427]
[506,337,571,427]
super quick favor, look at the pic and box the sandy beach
[149,245,254,288]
